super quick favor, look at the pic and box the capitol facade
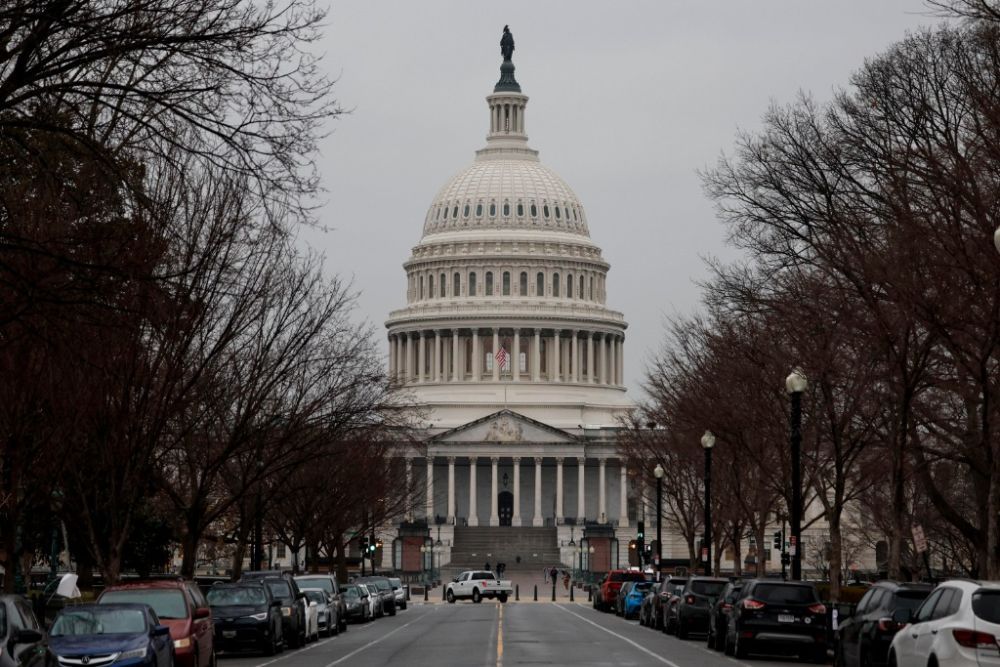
[383,32,640,575]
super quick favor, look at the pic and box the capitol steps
[446,526,562,572]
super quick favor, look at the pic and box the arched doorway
[498,491,514,526]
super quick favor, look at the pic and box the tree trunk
[888,397,911,580]
[829,517,843,602]
[335,534,348,584]
[232,539,248,580]
[180,528,201,579]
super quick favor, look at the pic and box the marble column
[577,458,586,521]
[452,329,460,381]
[532,329,541,381]
[598,333,607,385]
[490,457,500,526]
[619,461,629,527]
[513,329,521,381]
[434,330,442,382]
[417,331,426,383]
[468,457,479,526]
[397,335,405,382]
[609,333,617,386]
[533,457,544,527]
[598,458,607,523]
[571,330,579,382]
[447,457,456,524]
[405,457,413,521]
[587,332,595,383]
[555,457,565,524]
[552,330,561,382]
[492,328,500,381]
[617,337,624,386]
[512,457,522,527]
[388,335,396,378]
[472,329,481,381]
[425,457,434,520]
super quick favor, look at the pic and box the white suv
[889,579,1000,667]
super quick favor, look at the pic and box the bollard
[551,580,556,602]
[515,584,520,601]
[533,585,538,601]
[570,585,574,602]
[406,585,411,602]
[424,586,428,602]
[588,586,592,602]
[442,584,446,601]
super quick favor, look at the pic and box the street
[217,601,818,667]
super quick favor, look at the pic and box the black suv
[241,571,307,648]
[675,577,729,639]
[724,579,827,662]
[835,581,932,667]
[207,582,284,655]
[708,580,743,651]
[354,576,396,616]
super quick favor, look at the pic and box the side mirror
[271,600,283,608]
[892,608,913,625]
[13,628,43,645]
[153,625,171,637]
[194,607,211,620]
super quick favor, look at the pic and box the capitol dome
[385,44,631,431]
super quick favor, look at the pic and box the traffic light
[773,531,782,551]
[360,537,369,556]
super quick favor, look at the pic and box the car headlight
[249,613,268,621]
[173,638,191,649]
[281,607,292,617]
[119,647,148,660]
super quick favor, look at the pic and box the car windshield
[373,580,391,591]
[754,584,817,603]
[51,609,146,636]
[266,581,292,602]
[690,581,727,597]
[632,583,653,594]
[973,591,1000,623]
[304,591,326,605]
[100,590,188,619]
[895,590,931,610]
[389,578,402,589]
[343,586,361,599]
[610,572,646,582]
[297,578,333,594]
[207,587,267,606]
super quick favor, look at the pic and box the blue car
[624,582,653,620]
[35,603,174,666]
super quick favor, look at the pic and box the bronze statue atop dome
[501,25,514,62]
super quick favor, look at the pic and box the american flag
[495,346,509,371]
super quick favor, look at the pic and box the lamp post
[252,459,264,571]
[701,430,716,575]
[653,463,664,580]
[786,368,808,581]
[994,226,1000,255]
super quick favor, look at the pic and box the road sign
[789,535,797,556]
[912,524,928,554]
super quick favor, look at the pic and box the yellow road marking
[496,603,504,667]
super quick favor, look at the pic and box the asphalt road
[217,602,818,667]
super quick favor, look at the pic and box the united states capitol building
[380,30,642,576]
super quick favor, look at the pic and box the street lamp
[994,226,1000,255]
[701,430,716,575]
[786,368,808,581]
[653,463,664,580]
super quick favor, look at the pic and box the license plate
[778,614,795,623]
[223,630,237,639]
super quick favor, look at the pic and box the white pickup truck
[445,570,513,603]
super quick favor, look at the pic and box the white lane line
[553,603,683,667]
[322,607,434,667]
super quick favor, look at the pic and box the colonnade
[388,327,624,386]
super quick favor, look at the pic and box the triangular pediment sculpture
[432,409,578,444]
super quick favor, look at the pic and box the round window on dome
[517,203,524,217]
[452,205,459,219]
[489,202,496,217]
[476,203,483,217]
[463,204,470,218]
[503,202,510,216]
[530,203,537,217]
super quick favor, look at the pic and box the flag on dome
[495,346,509,371]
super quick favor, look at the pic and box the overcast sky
[302,0,938,399]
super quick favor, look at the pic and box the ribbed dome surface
[421,159,590,238]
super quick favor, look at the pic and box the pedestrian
[542,567,548,583]
[563,570,570,590]
[485,560,491,571]
[549,566,558,583]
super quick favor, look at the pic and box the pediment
[432,410,578,444]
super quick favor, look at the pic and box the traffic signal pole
[781,520,787,581]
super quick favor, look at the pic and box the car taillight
[952,629,998,649]
[876,617,900,633]
[722,602,733,611]
[743,599,765,610]
[481,581,489,586]
[808,603,827,615]
[685,595,695,605]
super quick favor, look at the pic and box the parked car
[241,572,307,648]
[445,571,512,604]
[301,589,337,637]
[662,577,690,634]
[640,582,663,628]
[99,578,215,667]
[888,579,1000,667]
[341,584,374,623]
[593,570,647,612]
[388,577,408,610]
[355,576,398,614]
[724,579,828,662]
[708,581,744,651]
[624,582,653,620]
[294,574,347,633]
[615,581,639,616]
[675,577,729,639]
[207,582,283,656]
[32,603,174,667]
[0,594,45,666]
[836,581,932,667]
[302,592,320,643]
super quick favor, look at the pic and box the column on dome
[397,335,405,383]
[490,457,500,526]
[468,457,478,526]
[512,457,522,527]
[577,457,586,521]
[447,456,456,524]
[388,335,396,378]
[587,332,595,384]
[425,457,434,520]
[434,330,442,382]
[532,457,543,527]
[472,329,481,381]
[417,331,426,383]
[492,328,500,381]
[617,337,624,386]
[552,330,561,382]
[513,329,520,381]
[405,457,413,521]
[555,457,564,524]
[532,329,541,381]
[619,461,629,527]
[452,329,461,382]
[599,332,608,385]
[407,332,416,383]
[570,330,579,382]
[609,333,617,386]
[598,457,607,523]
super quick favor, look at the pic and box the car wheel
[715,626,726,652]
[677,616,688,640]
[472,589,482,604]
[499,593,508,603]
[389,603,396,617]
[724,632,735,657]
[735,634,750,659]
[447,590,456,604]
[888,651,897,667]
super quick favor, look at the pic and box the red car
[99,578,215,667]
[594,570,647,612]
